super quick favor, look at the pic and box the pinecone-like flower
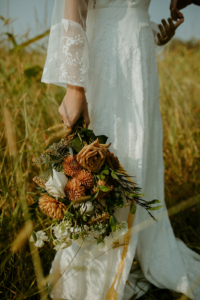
[64,178,85,201]
[33,176,46,189]
[106,151,120,170]
[39,194,67,220]
[62,154,83,177]
[76,170,94,189]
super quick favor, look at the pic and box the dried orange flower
[76,169,94,189]
[76,138,110,172]
[39,194,66,220]
[106,151,121,170]
[64,178,85,201]
[62,154,82,177]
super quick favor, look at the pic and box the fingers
[174,18,184,29]
[58,93,90,129]
[170,0,184,21]
[171,8,184,21]
[82,103,90,127]
[168,18,175,31]
[157,33,164,46]
[158,22,167,39]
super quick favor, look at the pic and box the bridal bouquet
[29,118,161,251]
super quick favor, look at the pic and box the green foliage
[109,215,116,232]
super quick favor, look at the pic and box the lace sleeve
[41,0,89,91]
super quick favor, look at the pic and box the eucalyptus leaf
[101,168,109,176]
[82,127,96,140]
[113,171,124,176]
[149,205,163,211]
[109,215,116,232]
[69,147,73,158]
[111,171,119,180]
[130,203,136,214]
[70,136,83,152]
[99,185,111,192]
[148,199,162,205]
[90,189,99,201]
[96,134,108,144]
[99,174,105,180]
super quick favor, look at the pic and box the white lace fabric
[42,21,89,90]
[41,0,160,91]
[41,1,200,300]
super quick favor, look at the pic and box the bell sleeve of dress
[41,0,89,91]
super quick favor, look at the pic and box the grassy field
[0,40,200,300]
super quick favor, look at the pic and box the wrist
[67,84,85,93]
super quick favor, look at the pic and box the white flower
[83,225,89,231]
[90,223,107,236]
[45,169,68,199]
[52,222,71,239]
[53,238,72,251]
[80,201,94,214]
[29,230,48,248]
[113,221,128,237]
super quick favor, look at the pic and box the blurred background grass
[0,33,200,300]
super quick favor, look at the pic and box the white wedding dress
[41,1,200,299]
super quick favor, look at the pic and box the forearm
[67,84,85,94]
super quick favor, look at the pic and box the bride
[41,1,200,299]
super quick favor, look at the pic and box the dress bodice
[91,0,151,10]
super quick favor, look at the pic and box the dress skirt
[50,6,200,300]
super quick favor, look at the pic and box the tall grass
[0,40,200,299]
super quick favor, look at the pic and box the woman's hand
[170,0,192,21]
[157,18,184,46]
[58,84,90,128]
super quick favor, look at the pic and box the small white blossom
[45,169,68,199]
[52,223,71,240]
[84,225,89,231]
[29,230,48,248]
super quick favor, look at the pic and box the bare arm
[59,0,90,128]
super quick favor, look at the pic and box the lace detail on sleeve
[41,0,89,91]
[59,19,89,87]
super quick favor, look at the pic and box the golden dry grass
[0,40,199,299]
